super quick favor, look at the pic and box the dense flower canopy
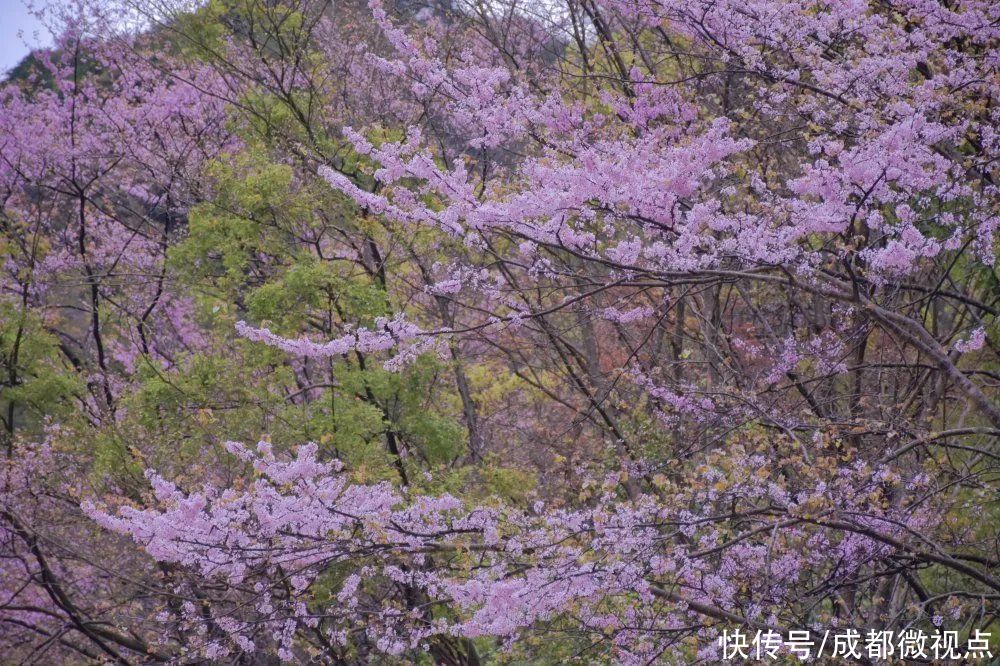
[0,0,997,662]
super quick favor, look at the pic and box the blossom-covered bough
[1,0,998,662]
[80,432,977,662]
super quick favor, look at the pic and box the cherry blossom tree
[2,0,998,662]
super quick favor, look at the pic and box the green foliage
[0,303,81,433]
[165,139,470,486]
[170,0,234,61]
[171,147,300,294]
